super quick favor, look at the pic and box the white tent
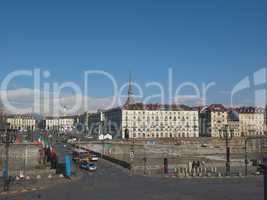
[98,134,104,140]
[104,134,112,140]
[99,133,112,140]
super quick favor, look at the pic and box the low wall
[0,144,43,172]
[75,138,265,175]
[77,137,265,155]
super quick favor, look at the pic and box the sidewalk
[0,171,82,196]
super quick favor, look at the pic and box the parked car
[201,143,208,148]
[90,154,99,162]
[88,163,97,171]
[79,161,97,171]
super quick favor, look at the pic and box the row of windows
[124,111,198,115]
[124,121,198,125]
[124,116,197,121]
[10,125,36,130]
[242,120,264,123]
[211,112,227,116]
[130,132,198,138]
[127,127,198,131]
[8,122,35,124]
[7,119,35,123]
[240,116,264,119]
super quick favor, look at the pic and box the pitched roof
[122,103,197,111]
[235,106,264,113]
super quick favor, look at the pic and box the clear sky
[1,0,267,107]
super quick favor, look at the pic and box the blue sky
[1,0,267,107]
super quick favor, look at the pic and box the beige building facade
[236,107,265,137]
[200,105,265,138]
[200,104,228,138]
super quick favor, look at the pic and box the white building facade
[104,103,199,139]
[45,116,75,131]
[45,117,59,130]
[6,115,36,131]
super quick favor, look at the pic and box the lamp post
[99,112,105,158]
[245,137,248,176]
[102,139,104,159]
[222,124,233,176]
[259,157,267,200]
[130,134,135,175]
[1,123,13,191]
[245,136,267,176]
[127,127,135,175]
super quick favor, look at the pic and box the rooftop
[122,103,199,111]
[235,106,264,114]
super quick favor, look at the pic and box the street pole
[99,120,104,159]
[245,138,248,176]
[143,145,146,175]
[3,126,11,191]
[130,134,135,176]
[102,139,104,159]
[244,136,266,176]
[260,157,267,200]
[264,166,267,200]
[260,136,265,158]
[224,125,231,176]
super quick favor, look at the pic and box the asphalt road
[8,159,264,200]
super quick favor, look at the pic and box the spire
[128,72,133,97]
[125,72,135,105]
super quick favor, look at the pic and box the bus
[72,148,90,163]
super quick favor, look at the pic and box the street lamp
[130,137,135,175]
[127,127,135,175]
[221,124,233,176]
[245,137,249,176]
[1,124,14,191]
[245,136,267,176]
[259,157,267,200]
